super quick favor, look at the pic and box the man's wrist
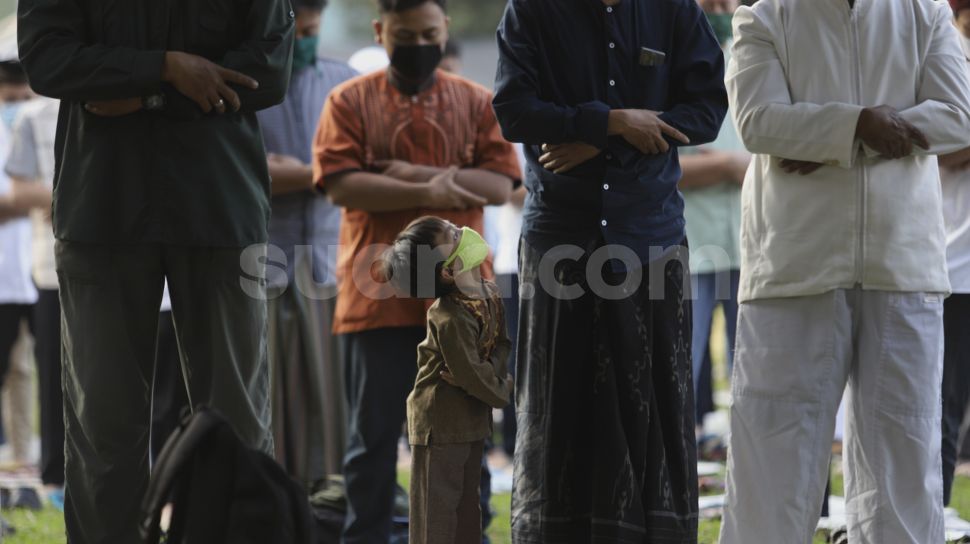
[415,165,444,182]
[607,109,628,137]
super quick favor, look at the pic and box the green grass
[7,474,970,543]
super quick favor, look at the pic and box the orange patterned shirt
[312,69,521,335]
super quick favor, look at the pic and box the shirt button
[609,42,616,49]
[606,153,613,160]
[606,6,613,13]
[609,79,616,87]
[601,219,608,227]
[603,183,610,191]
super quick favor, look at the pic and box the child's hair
[379,216,456,299]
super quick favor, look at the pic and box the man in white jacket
[720,1,970,543]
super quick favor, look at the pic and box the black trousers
[0,303,33,447]
[33,289,64,486]
[150,311,189,462]
[340,327,424,544]
[57,241,272,544]
[942,293,970,505]
[512,239,698,544]
[497,273,520,458]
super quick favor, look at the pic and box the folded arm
[727,6,864,167]
[655,0,729,147]
[436,315,512,410]
[492,1,611,148]
[18,0,165,101]
[885,5,970,157]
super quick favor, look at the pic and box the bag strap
[138,408,225,543]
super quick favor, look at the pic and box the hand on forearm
[327,167,487,212]
[10,178,53,210]
[375,160,511,205]
[162,51,258,114]
[855,106,929,160]
[268,154,314,195]
[539,142,600,174]
[940,147,970,170]
[608,109,690,155]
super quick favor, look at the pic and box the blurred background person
[0,58,36,470]
[939,0,970,511]
[257,0,357,488]
[5,88,62,507]
[679,0,749,435]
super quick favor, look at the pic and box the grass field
[8,472,970,543]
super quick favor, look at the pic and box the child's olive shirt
[407,285,512,446]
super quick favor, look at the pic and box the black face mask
[390,44,443,85]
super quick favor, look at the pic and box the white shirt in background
[0,117,37,305]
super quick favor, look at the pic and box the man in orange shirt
[312,1,519,541]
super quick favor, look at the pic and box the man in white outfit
[720,1,970,543]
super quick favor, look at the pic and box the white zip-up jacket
[727,0,970,303]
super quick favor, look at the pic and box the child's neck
[453,268,489,299]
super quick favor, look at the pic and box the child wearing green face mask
[380,216,513,544]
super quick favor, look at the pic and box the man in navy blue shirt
[493,0,727,542]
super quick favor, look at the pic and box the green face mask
[706,13,734,45]
[443,227,490,276]
[292,35,319,74]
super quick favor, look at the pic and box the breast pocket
[189,0,244,59]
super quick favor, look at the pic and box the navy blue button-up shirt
[493,0,728,266]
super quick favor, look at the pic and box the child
[381,216,513,544]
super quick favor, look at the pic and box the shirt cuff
[575,101,611,149]
[131,50,166,93]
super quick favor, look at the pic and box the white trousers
[719,289,945,544]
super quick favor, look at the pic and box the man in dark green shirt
[17,1,294,542]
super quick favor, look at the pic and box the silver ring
[216,99,225,107]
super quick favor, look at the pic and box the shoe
[47,487,65,512]
[0,515,15,537]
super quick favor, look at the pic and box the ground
[8,473,970,543]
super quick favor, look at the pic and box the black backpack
[139,408,313,544]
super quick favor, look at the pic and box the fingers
[218,67,259,90]
[660,121,690,145]
[908,124,930,150]
[539,150,570,171]
[217,83,241,112]
[208,91,227,114]
[798,162,823,175]
[552,159,579,174]
[454,184,488,208]
[779,159,823,175]
[192,92,213,114]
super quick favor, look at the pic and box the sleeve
[215,0,295,112]
[492,0,611,148]
[150,0,296,121]
[4,117,40,181]
[312,87,367,190]
[892,3,970,156]
[435,307,512,410]
[17,0,165,102]
[473,94,522,186]
[726,5,864,167]
[656,0,729,147]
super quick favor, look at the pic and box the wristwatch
[142,94,166,112]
